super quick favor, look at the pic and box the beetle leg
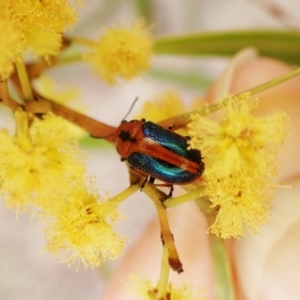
[140,177,148,190]
[168,185,174,198]
[149,176,155,184]
[151,182,174,198]
[127,165,144,185]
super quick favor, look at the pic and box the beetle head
[114,120,143,159]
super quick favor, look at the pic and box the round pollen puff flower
[207,173,271,238]
[0,19,23,80]
[85,20,153,84]
[44,183,126,269]
[0,109,86,212]
[0,0,79,60]
[188,93,289,238]
[134,91,186,123]
[129,274,206,300]
[20,0,78,57]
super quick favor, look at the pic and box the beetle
[114,119,205,185]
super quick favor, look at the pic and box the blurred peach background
[0,0,299,299]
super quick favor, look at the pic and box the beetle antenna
[90,97,138,140]
[122,97,138,121]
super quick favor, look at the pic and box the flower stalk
[15,60,33,100]
[156,245,170,299]
[157,66,300,130]
[163,187,206,208]
[143,182,183,273]
[108,184,140,204]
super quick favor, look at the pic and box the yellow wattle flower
[129,274,206,300]
[85,21,153,84]
[0,19,23,80]
[0,110,125,268]
[0,110,86,212]
[0,0,79,60]
[207,172,272,238]
[134,91,186,122]
[44,183,126,268]
[188,93,289,238]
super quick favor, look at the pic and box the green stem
[55,53,83,65]
[246,66,300,96]
[158,66,300,130]
[204,68,300,116]
[163,187,206,208]
[199,66,300,117]
[210,235,236,300]
[70,37,97,47]
[156,245,170,298]
[14,109,32,142]
[108,184,139,204]
[15,60,33,100]
[196,200,236,300]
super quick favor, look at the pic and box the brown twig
[25,92,117,142]
[0,81,22,110]
[143,181,183,273]
[10,64,117,142]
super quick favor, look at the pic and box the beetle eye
[119,130,131,142]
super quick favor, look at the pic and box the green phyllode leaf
[154,30,300,65]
